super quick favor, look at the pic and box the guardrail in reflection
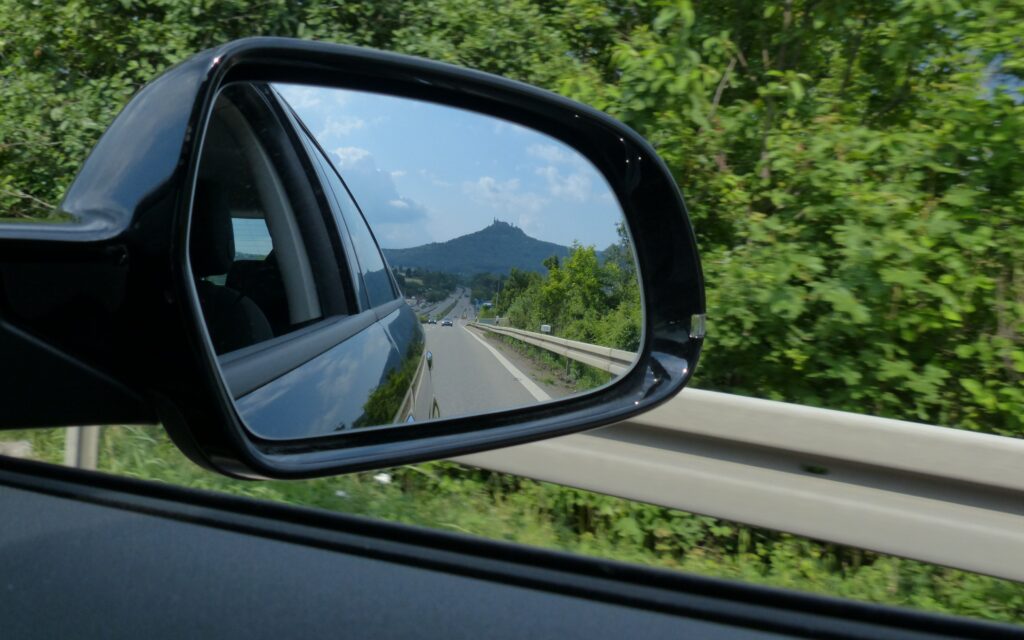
[467,322,635,375]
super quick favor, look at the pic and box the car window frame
[210,107,322,326]
[313,148,400,310]
[273,88,401,314]
[198,82,392,398]
[0,456,1014,640]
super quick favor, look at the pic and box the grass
[483,331,612,393]
[1,425,1022,624]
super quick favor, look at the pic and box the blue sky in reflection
[275,84,624,250]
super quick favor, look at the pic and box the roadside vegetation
[6,423,1023,623]
[393,268,458,303]
[1,0,1022,623]
[483,227,639,391]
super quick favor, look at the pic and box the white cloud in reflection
[333,146,371,167]
[463,176,546,214]
[319,115,365,139]
[535,165,590,201]
[274,83,627,249]
[492,120,533,136]
[527,143,574,164]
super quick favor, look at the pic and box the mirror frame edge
[2,37,705,479]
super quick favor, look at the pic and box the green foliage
[498,231,642,354]
[2,0,1023,623]
[394,267,458,302]
[488,230,642,389]
[466,271,504,303]
[358,338,424,426]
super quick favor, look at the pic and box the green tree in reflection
[356,338,425,427]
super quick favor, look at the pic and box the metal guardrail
[64,426,100,470]
[459,324,1024,583]
[468,322,635,375]
[54,322,1024,581]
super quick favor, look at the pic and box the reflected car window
[313,149,398,310]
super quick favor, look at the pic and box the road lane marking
[463,326,551,402]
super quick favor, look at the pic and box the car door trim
[0,456,1016,639]
[220,297,406,397]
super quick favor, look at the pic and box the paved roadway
[415,287,465,320]
[422,292,549,419]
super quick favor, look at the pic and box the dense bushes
[497,244,641,353]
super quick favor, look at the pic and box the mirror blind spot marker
[690,314,707,340]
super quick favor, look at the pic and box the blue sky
[275,84,625,250]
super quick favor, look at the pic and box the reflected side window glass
[311,149,398,309]
[232,218,273,260]
[190,84,331,354]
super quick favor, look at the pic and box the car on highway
[441,318,453,327]
[0,37,1011,640]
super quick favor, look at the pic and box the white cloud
[274,84,353,111]
[527,143,572,164]
[492,121,533,136]
[535,166,590,202]
[390,170,407,178]
[463,176,546,214]
[410,168,452,188]
[332,146,371,168]
[516,212,545,239]
[327,148,430,228]
[275,85,323,110]
[319,115,365,139]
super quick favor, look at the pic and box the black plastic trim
[372,296,405,321]
[219,297,406,398]
[0,456,1017,640]
[0,320,153,428]
[0,37,705,479]
[219,309,378,397]
[190,39,705,478]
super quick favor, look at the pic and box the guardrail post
[64,426,100,470]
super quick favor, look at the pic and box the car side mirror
[0,38,704,479]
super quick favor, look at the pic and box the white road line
[463,325,551,402]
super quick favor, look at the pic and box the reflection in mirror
[190,81,641,440]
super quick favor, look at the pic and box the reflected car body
[196,82,439,434]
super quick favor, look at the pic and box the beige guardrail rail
[468,322,635,375]
[460,323,1024,582]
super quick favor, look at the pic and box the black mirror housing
[0,38,704,479]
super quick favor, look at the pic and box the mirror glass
[189,81,642,440]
